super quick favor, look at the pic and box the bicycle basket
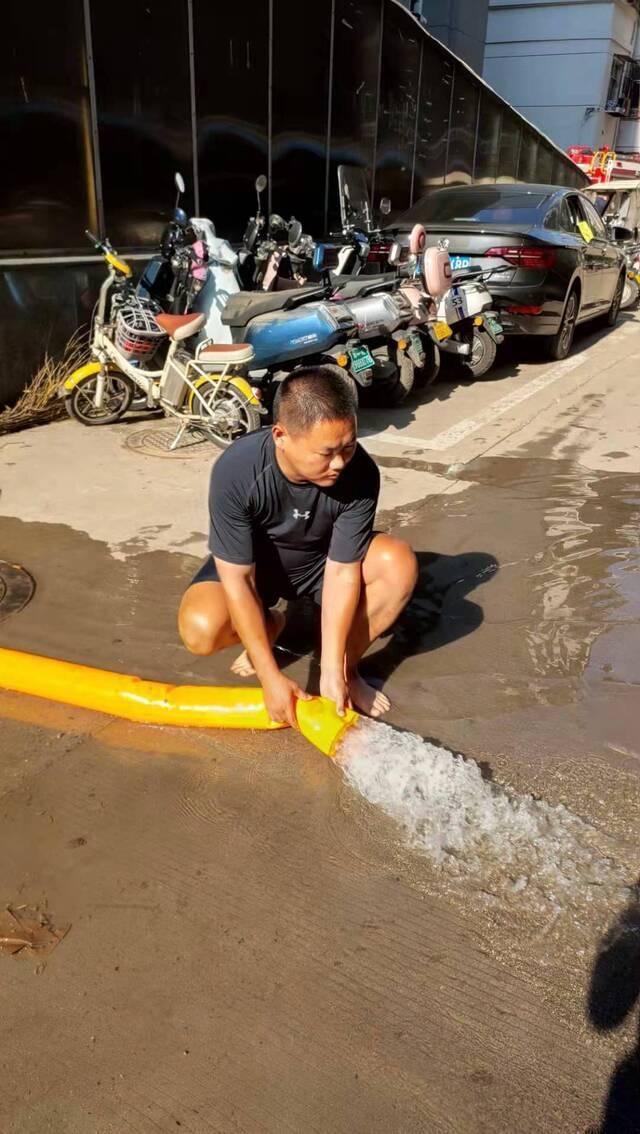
[115,299,167,362]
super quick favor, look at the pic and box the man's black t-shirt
[208,429,380,600]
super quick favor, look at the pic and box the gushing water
[338,720,631,911]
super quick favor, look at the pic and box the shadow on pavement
[362,549,498,687]
[587,886,640,1134]
[278,549,498,693]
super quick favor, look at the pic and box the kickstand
[169,420,190,451]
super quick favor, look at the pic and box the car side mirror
[388,242,402,267]
[379,197,392,216]
[612,225,634,242]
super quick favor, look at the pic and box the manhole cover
[0,562,35,622]
[123,426,222,460]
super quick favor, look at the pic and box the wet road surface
[1,314,640,1132]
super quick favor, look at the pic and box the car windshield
[397,189,552,225]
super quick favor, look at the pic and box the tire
[543,287,579,361]
[460,328,497,379]
[371,355,415,407]
[621,277,639,311]
[188,377,262,448]
[604,272,625,326]
[65,370,134,425]
[413,340,441,388]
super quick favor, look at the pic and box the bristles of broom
[0,330,89,435]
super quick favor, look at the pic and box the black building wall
[0,0,586,406]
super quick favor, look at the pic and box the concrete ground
[1,310,640,1132]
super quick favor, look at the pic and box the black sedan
[393,184,626,359]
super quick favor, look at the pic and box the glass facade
[271,0,333,238]
[327,0,383,229]
[446,64,479,186]
[195,1,270,242]
[375,3,421,212]
[91,0,194,248]
[1,0,96,251]
[413,40,452,199]
[474,91,502,184]
[0,0,588,402]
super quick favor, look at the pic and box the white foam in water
[337,720,630,908]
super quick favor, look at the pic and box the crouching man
[179,365,418,728]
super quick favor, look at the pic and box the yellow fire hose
[0,647,359,758]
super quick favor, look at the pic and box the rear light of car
[484,246,556,270]
[505,305,544,315]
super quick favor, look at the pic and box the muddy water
[2,446,640,1130]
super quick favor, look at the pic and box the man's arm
[214,559,310,728]
[319,559,362,716]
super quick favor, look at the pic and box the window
[560,196,582,234]
[578,196,607,239]
[398,187,550,225]
[543,205,560,231]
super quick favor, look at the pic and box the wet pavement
[1,313,640,1131]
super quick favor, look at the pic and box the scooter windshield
[338,165,372,233]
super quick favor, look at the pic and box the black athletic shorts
[190,555,325,609]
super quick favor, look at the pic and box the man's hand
[263,671,311,729]
[320,668,352,718]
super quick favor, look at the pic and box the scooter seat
[197,342,254,364]
[221,285,326,328]
[154,312,206,341]
[330,274,395,299]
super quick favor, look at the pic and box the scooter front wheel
[460,328,497,380]
[65,370,134,425]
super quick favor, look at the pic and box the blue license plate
[450,255,471,271]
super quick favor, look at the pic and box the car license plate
[348,345,375,373]
[433,321,453,341]
[450,255,471,271]
[485,316,503,335]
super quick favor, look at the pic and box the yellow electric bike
[61,231,264,449]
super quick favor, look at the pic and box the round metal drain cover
[0,562,35,622]
[123,426,222,460]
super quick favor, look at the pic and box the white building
[483,0,640,153]
[405,0,490,71]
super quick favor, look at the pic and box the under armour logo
[293,509,310,520]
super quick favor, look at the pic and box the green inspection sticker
[348,345,375,373]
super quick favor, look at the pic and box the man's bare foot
[347,671,391,718]
[231,609,286,678]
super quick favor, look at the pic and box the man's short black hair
[273,365,358,435]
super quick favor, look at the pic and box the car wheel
[603,272,625,327]
[543,287,579,361]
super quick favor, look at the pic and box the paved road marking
[363,325,640,454]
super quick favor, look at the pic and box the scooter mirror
[612,225,634,242]
[379,197,392,216]
[409,223,427,256]
[288,219,303,246]
[175,172,186,195]
[255,174,268,194]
